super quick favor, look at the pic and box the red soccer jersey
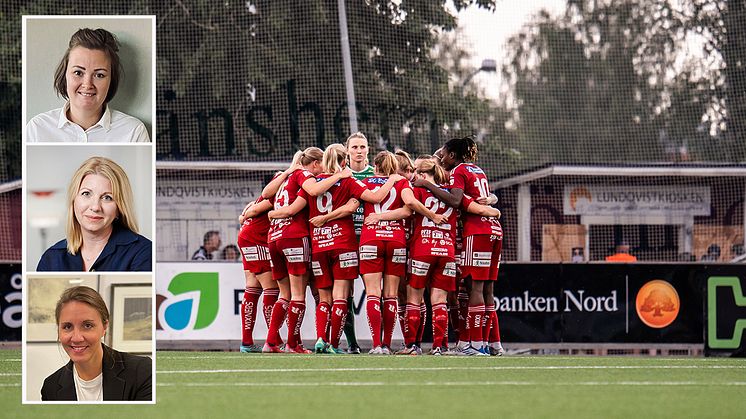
[450,163,500,237]
[360,177,411,246]
[411,186,458,259]
[300,175,368,252]
[268,169,313,242]
[238,196,272,245]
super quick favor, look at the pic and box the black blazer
[41,344,152,401]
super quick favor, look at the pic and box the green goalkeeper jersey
[351,165,375,236]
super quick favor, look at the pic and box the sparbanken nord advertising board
[495,263,714,343]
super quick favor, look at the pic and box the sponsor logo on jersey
[432,248,449,257]
[367,177,388,185]
[465,165,484,174]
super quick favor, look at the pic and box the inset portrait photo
[23,16,155,142]
[23,274,154,403]
[26,145,153,272]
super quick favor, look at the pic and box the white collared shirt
[26,102,150,142]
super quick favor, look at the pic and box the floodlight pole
[461,59,497,95]
[337,0,358,133]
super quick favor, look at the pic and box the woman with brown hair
[41,286,151,401]
[26,28,149,142]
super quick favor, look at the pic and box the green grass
[3,349,746,418]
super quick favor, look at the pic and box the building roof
[494,164,746,189]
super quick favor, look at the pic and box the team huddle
[236,132,505,356]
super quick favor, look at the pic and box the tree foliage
[501,0,745,168]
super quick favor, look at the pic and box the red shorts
[408,255,457,292]
[269,237,311,280]
[311,249,359,289]
[359,241,407,277]
[460,234,502,281]
[237,237,271,274]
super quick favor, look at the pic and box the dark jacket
[37,226,152,272]
[41,344,152,401]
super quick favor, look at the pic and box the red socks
[382,297,398,348]
[262,288,279,328]
[488,304,501,343]
[468,304,486,346]
[416,303,427,344]
[266,298,288,346]
[404,304,420,347]
[431,303,448,349]
[366,295,382,348]
[286,300,306,348]
[240,287,262,345]
[315,301,330,342]
[458,291,470,343]
[329,299,348,348]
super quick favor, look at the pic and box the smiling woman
[41,286,152,401]
[25,28,150,142]
[36,156,152,272]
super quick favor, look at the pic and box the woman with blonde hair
[302,144,403,353]
[37,156,151,271]
[359,151,445,354]
[261,147,351,353]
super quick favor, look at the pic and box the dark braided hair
[443,135,478,162]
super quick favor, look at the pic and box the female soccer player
[342,132,375,354]
[303,144,403,353]
[360,151,444,354]
[236,196,279,353]
[262,147,351,353]
[413,136,503,355]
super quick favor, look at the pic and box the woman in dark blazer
[36,156,151,272]
[41,286,152,401]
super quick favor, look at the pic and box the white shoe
[456,344,482,356]
[368,346,383,355]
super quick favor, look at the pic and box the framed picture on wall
[26,276,99,342]
[110,284,153,353]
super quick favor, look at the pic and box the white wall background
[24,274,152,402]
[24,16,154,135]
[26,145,152,270]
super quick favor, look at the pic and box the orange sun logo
[636,280,680,328]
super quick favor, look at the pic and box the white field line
[158,365,746,374]
[0,359,21,361]
[157,381,746,388]
[0,383,20,387]
[0,373,21,376]
[155,355,730,361]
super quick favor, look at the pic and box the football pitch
[3,349,746,418]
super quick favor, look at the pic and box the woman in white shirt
[40,286,152,401]
[26,28,150,142]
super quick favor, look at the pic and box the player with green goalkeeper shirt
[342,132,375,353]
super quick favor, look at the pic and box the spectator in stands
[192,231,221,260]
[730,243,744,258]
[221,244,240,261]
[605,241,637,262]
[26,28,150,142]
[700,244,721,261]
[37,156,151,271]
